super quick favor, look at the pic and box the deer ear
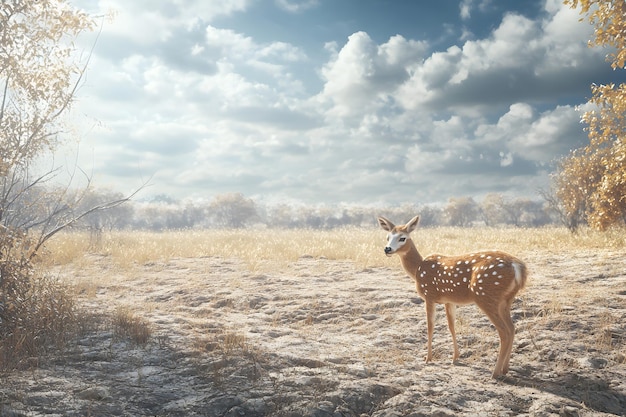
[405,215,420,233]
[377,216,395,232]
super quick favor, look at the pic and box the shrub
[0,226,78,370]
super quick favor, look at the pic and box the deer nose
[384,246,392,254]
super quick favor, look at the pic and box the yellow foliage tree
[559,0,626,230]
[1,1,94,175]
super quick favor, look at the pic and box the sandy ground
[1,249,625,416]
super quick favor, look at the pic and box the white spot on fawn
[512,262,523,286]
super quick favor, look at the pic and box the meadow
[43,225,626,269]
[1,226,625,416]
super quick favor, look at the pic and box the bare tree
[0,1,146,256]
[1,1,93,266]
[209,193,259,228]
[445,197,478,227]
[539,186,581,232]
[0,1,149,366]
[416,205,442,227]
[480,193,507,226]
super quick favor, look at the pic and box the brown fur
[378,215,527,378]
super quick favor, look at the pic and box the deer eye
[399,237,406,242]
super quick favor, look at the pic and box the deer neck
[398,239,423,281]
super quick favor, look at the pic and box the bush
[0,226,78,370]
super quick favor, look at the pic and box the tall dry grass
[42,226,626,271]
[0,274,78,370]
[0,224,82,370]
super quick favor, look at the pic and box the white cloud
[537,0,594,72]
[497,103,535,131]
[500,152,514,167]
[75,0,252,46]
[474,103,535,145]
[258,42,307,62]
[204,25,256,58]
[471,103,585,163]
[460,0,473,20]
[510,105,585,160]
[202,25,306,80]
[400,45,462,101]
[396,1,598,113]
[275,0,319,13]
[318,32,427,118]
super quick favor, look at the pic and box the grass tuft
[112,307,152,346]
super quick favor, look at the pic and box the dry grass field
[1,226,625,416]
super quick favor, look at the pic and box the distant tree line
[48,189,559,232]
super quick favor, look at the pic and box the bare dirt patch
[1,250,625,416]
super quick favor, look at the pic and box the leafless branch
[51,18,102,121]
[27,180,150,261]
[0,78,8,124]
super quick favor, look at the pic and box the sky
[61,0,624,206]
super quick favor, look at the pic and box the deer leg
[424,301,435,362]
[500,299,515,375]
[480,301,514,378]
[445,303,460,362]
